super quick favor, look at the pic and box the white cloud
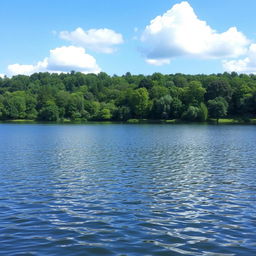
[141,1,249,65]
[59,27,124,54]
[8,46,101,76]
[47,46,100,73]
[223,44,256,73]
[8,60,48,76]
[146,58,170,66]
[0,74,5,78]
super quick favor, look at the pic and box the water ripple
[0,124,256,255]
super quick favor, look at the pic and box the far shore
[1,118,256,125]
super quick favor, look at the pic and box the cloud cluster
[141,1,249,65]
[60,27,124,54]
[4,1,256,75]
[223,44,256,74]
[8,46,101,76]
[7,27,124,76]
[0,74,5,78]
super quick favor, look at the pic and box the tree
[173,74,188,87]
[25,93,38,119]
[129,88,151,118]
[206,79,232,102]
[198,103,208,121]
[152,95,173,119]
[149,85,169,99]
[39,101,59,121]
[229,80,252,115]
[208,97,228,123]
[114,106,131,121]
[138,78,153,89]
[182,106,201,121]
[99,108,112,120]
[169,97,183,119]
[1,71,256,123]
[183,81,206,106]
[66,93,85,120]
[2,92,26,119]
[55,91,70,118]
[84,101,100,120]
[0,95,4,119]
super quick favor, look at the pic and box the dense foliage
[0,71,256,122]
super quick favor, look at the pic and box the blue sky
[1,0,256,77]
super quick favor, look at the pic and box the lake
[0,123,255,255]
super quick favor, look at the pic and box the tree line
[0,71,256,122]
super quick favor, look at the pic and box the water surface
[0,124,255,255]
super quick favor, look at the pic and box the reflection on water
[0,124,256,255]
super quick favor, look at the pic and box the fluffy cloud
[60,27,124,54]
[141,1,249,65]
[0,74,5,78]
[223,44,256,73]
[8,60,47,76]
[47,46,100,73]
[8,46,101,76]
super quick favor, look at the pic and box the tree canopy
[0,71,256,122]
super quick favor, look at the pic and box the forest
[0,71,256,122]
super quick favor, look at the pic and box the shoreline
[1,118,256,125]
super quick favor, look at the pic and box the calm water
[0,124,256,256]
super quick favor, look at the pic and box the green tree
[55,91,70,119]
[149,85,169,99]
[2,92,26,119]
[66,93,85,120]
[206,79,232,102]
[138,78,153,89]
[152,95,173,119]
[25,93,38,119]
[39,100,59,121]
[0,95,4,119]
[84,101,100,120]
[182,106,201,121]
[114,106,131,121]
[183,81,206,106]
[129,88,151,118]
[208,97,228,123]
[2,71,256,122]
[173,74,188,87]
[99,108,112,120]
[169,97,183,119]
[198,103,208,121]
